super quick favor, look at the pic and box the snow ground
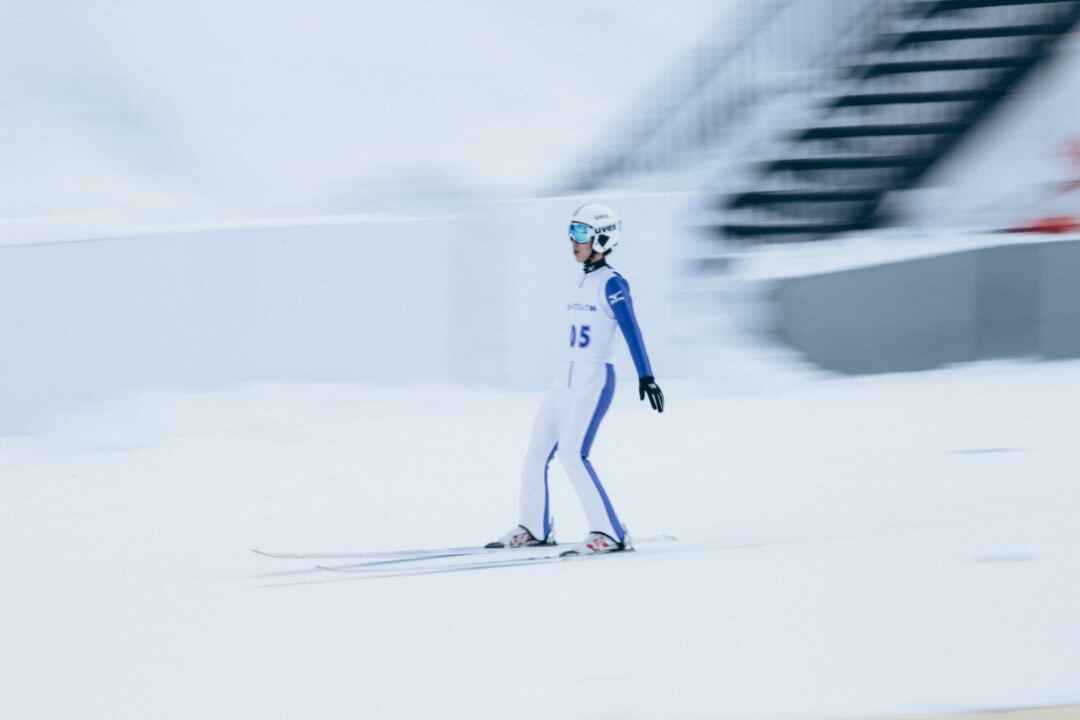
[4,361,1079,719]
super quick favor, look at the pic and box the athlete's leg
[517,388,561,541]
[557,364,625,543]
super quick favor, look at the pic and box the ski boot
[485,524,556,549]
[559,530,632,557]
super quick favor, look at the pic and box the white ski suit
[517,261,654,543]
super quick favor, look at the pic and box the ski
[266,539,685,587]
[315,533,677,573]
[255,537,800,588]
[255,551,604,588]
[318,550,594,575]
[253,533,676,568]
[250,544,489,561]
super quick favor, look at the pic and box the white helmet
[568,203,621,256]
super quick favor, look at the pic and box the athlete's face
[571,239,595,263]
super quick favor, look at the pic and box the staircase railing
[714,0,1080,243]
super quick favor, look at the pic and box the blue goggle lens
[569,222,592,244]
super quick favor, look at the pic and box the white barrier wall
[0,220,451,433]
[0,194,692,434]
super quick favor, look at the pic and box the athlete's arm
[605,275,664,413]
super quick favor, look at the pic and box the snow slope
[4,360,1078,719]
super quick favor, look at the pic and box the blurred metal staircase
[718,0,1080,243]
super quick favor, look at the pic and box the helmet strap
[583,255,609,274]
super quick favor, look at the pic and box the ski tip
[251,548,294,558]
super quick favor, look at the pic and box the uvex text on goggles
[569,220,620,245]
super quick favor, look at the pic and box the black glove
[638,376,664,413]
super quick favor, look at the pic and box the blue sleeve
[605,274,654,378]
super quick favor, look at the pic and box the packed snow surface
[4,361,1079,719]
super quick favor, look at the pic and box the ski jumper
[517,261,654,543]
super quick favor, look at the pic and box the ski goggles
[569,222,594,244]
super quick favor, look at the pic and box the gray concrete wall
[1038,241,1080,359]
[773,238,1080,374]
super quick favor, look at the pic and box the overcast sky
[1,1,731,219]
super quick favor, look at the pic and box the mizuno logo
[608,291,625,304]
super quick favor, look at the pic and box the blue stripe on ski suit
[581,363,623,542]
[605,274,653,378]
[542,443,557,540]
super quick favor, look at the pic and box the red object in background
[1007,216,1080,234]
[1005,138,1080,233]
